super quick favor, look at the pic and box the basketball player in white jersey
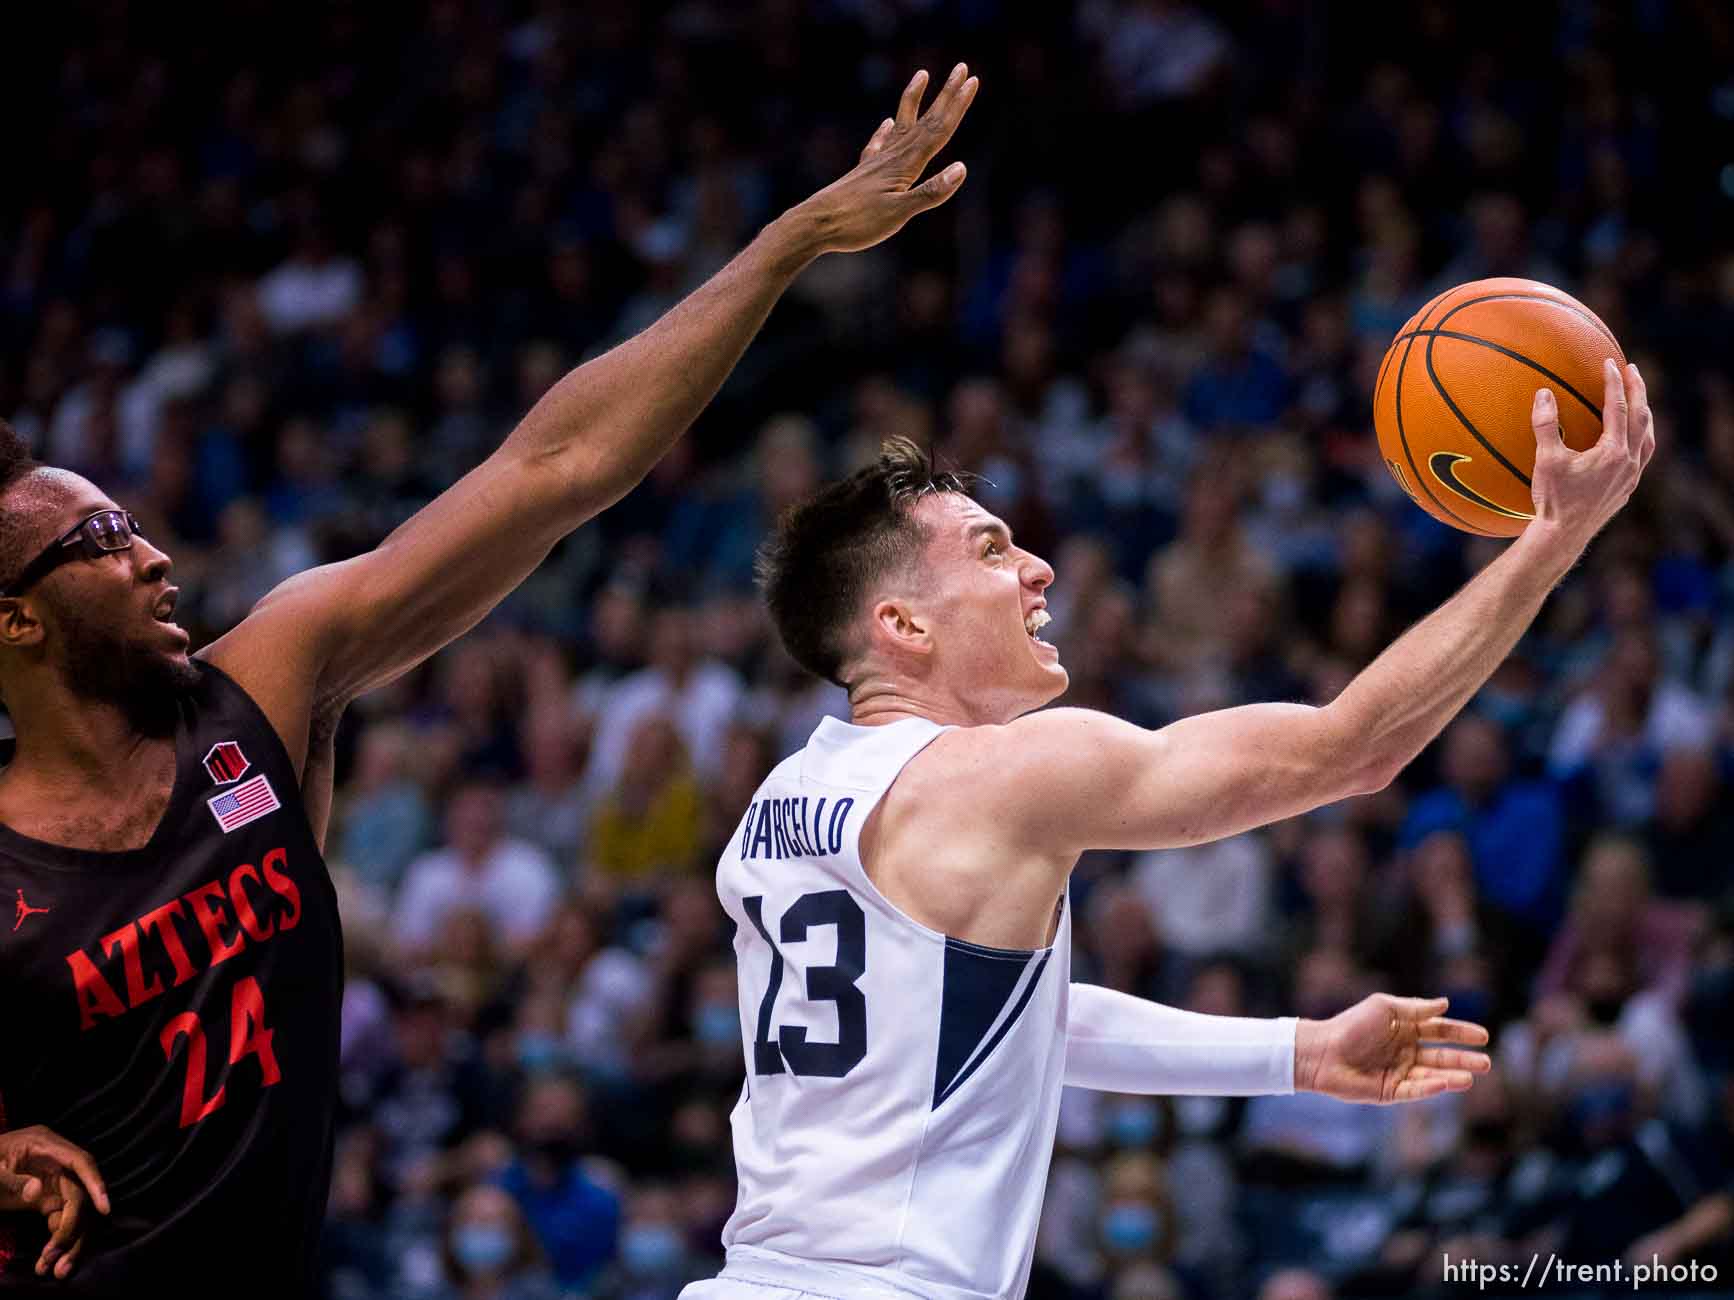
[690,360,1655,1300]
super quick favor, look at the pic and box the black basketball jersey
[0,661,342,1296]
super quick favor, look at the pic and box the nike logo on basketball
[1427,452,1534,521]
[13,889,50,931]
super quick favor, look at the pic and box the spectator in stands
[497,1075,622,1291]
[517,899,652,1081]
[699,722,775,866]
[338,720,435,894]
[1098,1152,1174,1281]
[587,714,703,886]
[1518,1038,1711,1267]
[1506,914,1706,1129]
[1402,713,1567,943]
[1282,823,1387,973]
[428,641,525,784]
[592,1183,715,1300]
[428,906,510,1034]
[1355,1067,1526,1295]
[1182,288,1292,433]
[428,1182,563,1300]
[393,779,560,957]
[1534,834,1702,1008]
[1240,949,1392,1183]
[505,707,593,866]
[1550,628,1716,826]
[588,602,743,793]
[353,977,498,1197]
[1374,830,1519,1029]
[1054,582,1165,727]
[1643,747,1734,902]
[1074,881,1185,1005]
[1130,827,1274,962]
[1145,460,1275,675]
[256,221,364,336]
[1622,1068,1734,1274]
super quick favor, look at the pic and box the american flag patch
[207,773,280,833]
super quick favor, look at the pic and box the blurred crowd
[6,1,1734,1298]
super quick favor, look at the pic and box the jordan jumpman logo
[13,889,50,931]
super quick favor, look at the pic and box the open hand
[1296,995,1491,1104]
[1530,359,1655,542]
[0,1125,111,1279]
[790,63,980,255]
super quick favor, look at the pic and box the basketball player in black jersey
[0,65,978,1296]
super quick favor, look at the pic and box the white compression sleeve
[1063,983,1297,1095]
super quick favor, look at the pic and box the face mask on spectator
[1101,1201,1163,1255]
[621,1223,686,1275]
[452,1223,514,1276]
[694,1002,741,1047]
[1105,1101,1163,1149]
[516,1031,567,1074]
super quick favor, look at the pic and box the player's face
[11,475,197,709]
[910,494,1066,721]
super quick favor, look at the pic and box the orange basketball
[1372,277,1626,537]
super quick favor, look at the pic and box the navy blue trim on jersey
[932,940,1052,1108]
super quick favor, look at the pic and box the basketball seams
[1377,287,1448,412]
[1405,288,1615,419]
[1451,287,1624,358]
[1432,288,1615,345]
[1422,330,1534,489]
[1392,313,1492,536]
[1374,342,1396,413]
[1374,340,1396,412]
[1392,326,1603,420]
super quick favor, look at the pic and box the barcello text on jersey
[738,796,855,861]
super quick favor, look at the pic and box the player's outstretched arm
[995,362,1654,854]
[1063,985,1489,1103]
[1064,983,1298,1096]
[201,65,980,772]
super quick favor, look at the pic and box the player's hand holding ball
[1528,358,1654,546]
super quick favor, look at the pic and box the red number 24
[157,976,283,1128]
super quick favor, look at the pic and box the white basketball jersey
[713,715,1072,1300]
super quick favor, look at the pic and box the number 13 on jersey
[741,890,867,1078]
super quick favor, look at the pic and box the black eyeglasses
[3,510,144,597]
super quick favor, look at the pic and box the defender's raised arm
[203,66,980,769]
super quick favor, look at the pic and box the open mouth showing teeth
[154,594,178,622]
[1024,608,1051,640]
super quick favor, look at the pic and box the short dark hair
[0,419,44,592]
[755,436,973,686]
